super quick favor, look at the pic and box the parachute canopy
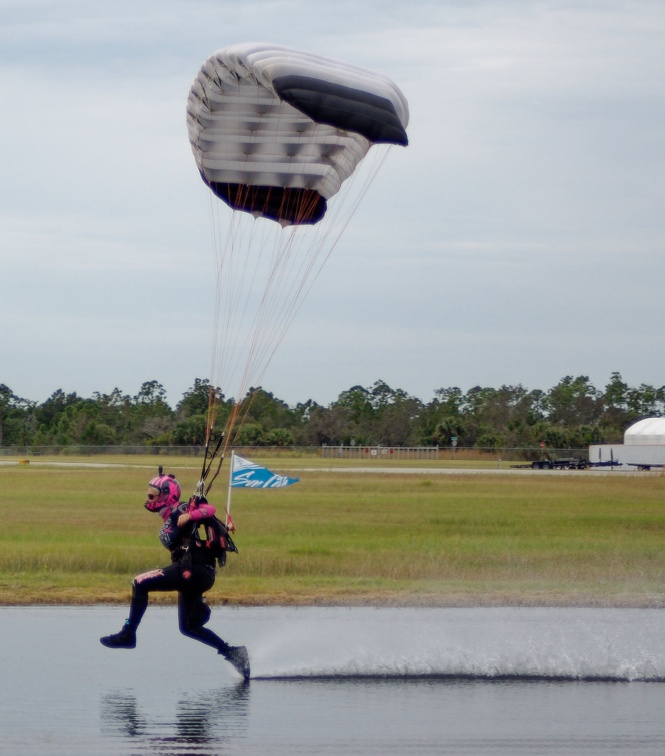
[186,43,409,225]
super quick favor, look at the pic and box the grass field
[1,456,664,607]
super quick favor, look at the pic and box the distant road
[0,460,651,476]
[306,466,647,476]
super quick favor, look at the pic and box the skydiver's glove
[226,513,236,533]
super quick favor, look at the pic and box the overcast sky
[2,0,664,408]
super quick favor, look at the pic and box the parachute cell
[186,43,409,225]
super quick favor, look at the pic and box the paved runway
[0,459,653,476]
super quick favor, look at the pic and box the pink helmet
[145,473,181,512]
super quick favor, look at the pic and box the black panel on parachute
[202,179,327,225]
[272,75,409,147]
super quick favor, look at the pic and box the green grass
[1,458,664,606]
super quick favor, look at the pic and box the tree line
[0,373,663,451]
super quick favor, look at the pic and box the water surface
[2,606,664,754]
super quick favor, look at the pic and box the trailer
[589,443,665,470]
[532,457,589,470]
[625,462,664,471]
[511,454,592,470]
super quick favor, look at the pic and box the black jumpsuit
[125,505,231,655]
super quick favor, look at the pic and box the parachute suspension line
[206,190,227,432]
[204,198,246,476]
[202,201,290,495]
[203,221,255,494]
[214,212,274,393]
[206,203,236,433]
[196,387,260,498]
[204,143,393,454]
[247,145,395,381]
[223,145,393,433]
[206,188,267,414]
[188,45,408,497]
[203,209,282,483]
[235,233,298,402]
[213,209,250,399]
[202,388,259,498]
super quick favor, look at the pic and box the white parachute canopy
[187,42,409,225]
[185,43,409,439]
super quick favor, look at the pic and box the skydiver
[99,472,250,680]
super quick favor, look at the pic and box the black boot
[220,645,250,680]
[100,621,136,649]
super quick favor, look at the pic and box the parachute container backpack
[200,515,238,568]
[186,44,409,458]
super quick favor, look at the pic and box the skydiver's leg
[177,566,250,678]
[100,564,181,648]
[128,563,183,628]
[177,566,231,653]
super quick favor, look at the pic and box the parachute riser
[194,426,226,499]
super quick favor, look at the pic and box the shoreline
[2,593,664,609]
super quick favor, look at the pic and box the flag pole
[225,450,234,528]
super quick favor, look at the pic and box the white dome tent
[589,417,665,470]
[624,418,665,446]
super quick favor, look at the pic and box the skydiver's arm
[177,503,217,527]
